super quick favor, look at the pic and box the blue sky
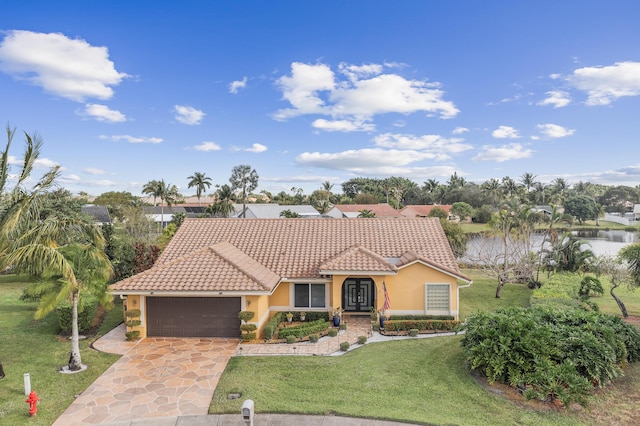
[1,1,639,198]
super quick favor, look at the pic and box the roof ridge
[210,242,280,291]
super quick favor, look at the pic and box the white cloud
[472,143,533,162]
[80,103,126,122]
[193,141,222,151]
[274,62,335,120]
[373,133,472,157]
[0,30,128,102]
[101,134,163,144]
[245,143,268,153]
[452,127,469,135]
[492,125,521,139]
[231,143,268,153]
[311,119,375,132]
[567,61,640,106]
[537,123,575,138]
[338,62,384,82]
[229,76,248,94]
[537,90,571,108]
[296,148,440,173]
[174,105,205,125]
[273,61,459,128]
[84,167,106,175]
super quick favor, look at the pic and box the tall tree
[141,179,162,206]
[207,184,236,217]
[187,172,212,205]
[229,164,258,218]
[7,212,112,371]
[157,179,179,229]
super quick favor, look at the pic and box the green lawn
[0,275,123,426]
[210,269,640,425]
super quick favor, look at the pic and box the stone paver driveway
[53,331,238,425]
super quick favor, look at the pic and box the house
[232,204,321,218]
[110,218,472,338]
[400,205,452,219]
[81,205,111,225]
[326,203,402,218]
[143,206,188,228]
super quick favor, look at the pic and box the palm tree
[321,181,333,201]
[207,184,236,217]
[481,178,501,207]
[6,215,113,371]
[358,209,376,218]
[141,179,162,206]
[0,126,59,253]
[519,172,538,193]
[229,165,259,218]
[187,172,212,205]
[157,180,179,229]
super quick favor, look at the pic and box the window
[294,284,326,308]
[425,284,450,312]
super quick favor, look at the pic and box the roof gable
[111,241,280,293]
[319,244,398,274]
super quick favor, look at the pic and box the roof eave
[318,270,397,276]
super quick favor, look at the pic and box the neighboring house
[400,205,452,219]
[326,204,402,218]
[143,206,188,228]
[232,204,322,218]
[81,205,111,225]
[110,218,472,339]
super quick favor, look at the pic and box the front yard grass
[211,269,640,425]
[0,275,122,426]
[211,337,581,425]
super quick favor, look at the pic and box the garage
[146,297,241,337]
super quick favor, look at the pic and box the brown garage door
[146,297,241,337]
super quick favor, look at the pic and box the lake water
[461,230,639,263]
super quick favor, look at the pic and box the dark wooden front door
[342,278,374,313]
[146,297,241,337]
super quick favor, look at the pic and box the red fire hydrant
[25,390,40,417]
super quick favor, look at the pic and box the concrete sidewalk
[104,413,421,425]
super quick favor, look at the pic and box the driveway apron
[53,333,238,425]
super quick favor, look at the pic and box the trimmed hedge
[264,312,283,340]
[276,319,330,339]
[388,314,455,321]
[56,296,99,334]
[383,319,460,332]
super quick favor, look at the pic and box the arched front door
[342,278,375,313]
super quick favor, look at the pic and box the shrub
[286,335,297,344]
[340,342,350,352]
[328,329,338,337]
[389,314,455,321]
[460,306,640,406]
[383,319,460,332]
[56,296,98,334]
[241,333,256,342]
[238,311,255,322]
[409,328,419,337]
[357,335,367,344]
[339,323,347,330]
[276,319,330,339]
[125,331,140,341]
[309,333,319,343]
[264,312,283,340]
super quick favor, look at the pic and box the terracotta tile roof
[111,217,469,293]
[319,244,398,274]
[111,242,280,293]
[331,204,402,218]
[400,205,452,218]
